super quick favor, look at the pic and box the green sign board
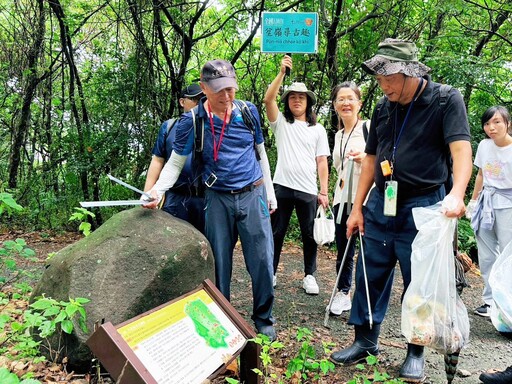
[261,12,318,54]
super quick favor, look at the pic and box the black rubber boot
[330,324,380,365]
[399,343,425,382]
[479,366,512,384]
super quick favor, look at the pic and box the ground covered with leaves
[1,231,511,383]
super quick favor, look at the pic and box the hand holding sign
[282,54,292,76]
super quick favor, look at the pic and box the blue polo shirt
[173,99,264,191]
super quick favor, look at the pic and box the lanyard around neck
[391,78,424,163]
[340,119,359,171]
[208,104,229,162]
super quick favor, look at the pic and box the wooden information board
[87,279,260,384]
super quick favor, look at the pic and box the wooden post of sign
[87,279,261,384]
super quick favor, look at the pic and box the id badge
[383,180,398,217]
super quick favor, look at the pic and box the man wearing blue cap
[144,60,278,341]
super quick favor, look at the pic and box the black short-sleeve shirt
[365,75,471,193]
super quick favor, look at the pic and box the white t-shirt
[270,112,330,195]
[474,138,512,209]
[332,120,367,207]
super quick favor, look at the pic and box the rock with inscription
[30,207,214,370]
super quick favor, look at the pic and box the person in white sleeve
[466,105,512,318]
[328,81,370,316]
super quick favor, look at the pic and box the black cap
[180,83,203,98]
[200,60,239,93]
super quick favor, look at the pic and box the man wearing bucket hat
[144,83,205,233]
[144,59,278,341]
[329,39,473,382]
[264,55,330,295]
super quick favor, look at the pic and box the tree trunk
[8,0,46,189]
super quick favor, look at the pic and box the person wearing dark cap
[329,38,473,382]
[144,83,205,233]
[144,60,278,341]
[264,55,330,295]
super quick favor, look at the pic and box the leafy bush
[0,194,90,369]
[457,217,477,257]
[348,355,405,384]
[68,207,95,236]
[0,239,37,289]
[0,368,41,384]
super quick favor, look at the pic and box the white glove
[466,199,477,219]
[141,151,187,208]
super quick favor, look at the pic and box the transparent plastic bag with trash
[489,241,512,333]
[401,196,470,354]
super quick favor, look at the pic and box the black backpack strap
[362,121,368,141]
[192,106,203,157]
[233,100,261,161]
[439,84,453,107]
[438,84,454,192]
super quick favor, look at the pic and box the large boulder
[30,207,214,369]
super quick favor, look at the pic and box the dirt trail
[229,243,512,383]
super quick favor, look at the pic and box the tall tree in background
[7,0,46,189]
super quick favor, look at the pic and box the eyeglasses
[335,98,359,104]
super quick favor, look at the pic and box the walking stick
[359,231,373,329]
[324,234,354,328]
[325,157,356,328]
[336,157,355,224]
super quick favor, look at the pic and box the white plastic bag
[489,241,512,333]
[313,205,335,245]
[401,202,470,354]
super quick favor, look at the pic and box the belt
[377,184,441,199]
[218,179,264,194]
[399,184,441,199]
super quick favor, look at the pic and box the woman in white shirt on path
[328,81,369,316]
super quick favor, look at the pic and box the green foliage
[1,0,511,233]
[0,192,23,217]
[1,295,90,361]
[0,368,41,384]
[0,194,90,364]
[0,238,37,288]
[250,333,285,383]
[68,207,95,236]
[285,327,336,381]
[348,355,405,384]
[248,327,334,383]
[457,217,477,256]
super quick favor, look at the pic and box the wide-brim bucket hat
[362,38,431,77]
[281,82,317,105]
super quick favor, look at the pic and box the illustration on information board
[185,299,229,348]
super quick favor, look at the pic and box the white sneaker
[327,291,351,315]
[303,275,319,295]
[273,274,277,288]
